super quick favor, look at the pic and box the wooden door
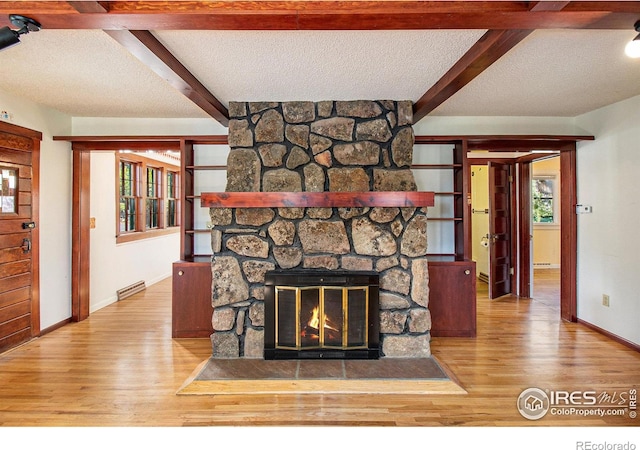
[488,162,512,299]
[0,123,40,353]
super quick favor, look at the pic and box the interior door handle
[21,238,31,253]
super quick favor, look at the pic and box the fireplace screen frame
[264,270,380,360]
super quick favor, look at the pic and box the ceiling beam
[0,2,638,30]
[412,29,533,122]
[66,2,229,126]
[412,0,580,121]
[105,30,229,126]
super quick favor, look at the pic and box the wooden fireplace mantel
[200,191,435,208]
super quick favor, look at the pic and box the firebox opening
[264,270,380,360]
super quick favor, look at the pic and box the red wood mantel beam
[200,191,435,209]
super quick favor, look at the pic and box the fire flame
[307,306,338,332]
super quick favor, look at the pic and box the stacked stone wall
[210,100,430,358]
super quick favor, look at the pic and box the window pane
[532,178,554,223]
[167,199,176,227]
[0,167,18,214]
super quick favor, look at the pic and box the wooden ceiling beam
[412,0,581,122]
[0,2,638,30]
[104,29,229,126]
[66,2,229,126]
[412,28,533,122]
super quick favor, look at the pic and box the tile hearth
[177,358,467,395]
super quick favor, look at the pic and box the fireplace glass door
[264,270,379,359]
[275,286,369,351]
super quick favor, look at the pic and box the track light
[0,14,41,51]
[625,20,640,58]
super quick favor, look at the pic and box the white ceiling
[0,27,639,124]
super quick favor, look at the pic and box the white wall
[0,88,73,330]
[575,95,640,346]
[88,152,180,312]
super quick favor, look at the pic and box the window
[0,167,17,214]
[116,152,180,243]
[146,166,162,229]
[166,171,179,227]
[119,160,139,232]
[532,176,556,224]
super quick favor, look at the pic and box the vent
[534,263,551,267]
[117,280,146,301]
[478,272,489,284]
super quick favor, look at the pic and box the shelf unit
[412,138,470,261]
[180,138,228,261]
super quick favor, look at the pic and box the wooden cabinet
[428,260,476,337]
[172,259,213,338]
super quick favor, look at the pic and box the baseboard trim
[577,319,640,352]
[40,318,72,336]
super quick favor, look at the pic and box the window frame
[166,170,180,228]
[116,152,180,244]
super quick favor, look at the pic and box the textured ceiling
[0,27,639,123]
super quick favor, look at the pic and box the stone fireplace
[209,100,431,359]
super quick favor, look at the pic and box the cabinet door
[428,261,476,337]
[172,262,213,338]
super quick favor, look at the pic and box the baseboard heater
[478,272,489,284]
[117,280,146,300]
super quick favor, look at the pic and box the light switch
[90,217,96,229]
[576,205,593,214]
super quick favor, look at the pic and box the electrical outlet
[602,294,610,307]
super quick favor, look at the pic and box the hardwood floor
[0,273,638,430]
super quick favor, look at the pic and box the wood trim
[0,121,43,140]
[413,29,533,122]
[67,1,109,13]
[104,29,229,126]
[181,140,194,260]
[116,227,180,244]
[54,135,228,145]
[508,162,518,296]
[72,151,90,322]
[518,162,532,298]
[71,141,182,152]
[577,319,640,353]
[200,191,435,208]
[2,2,638,30]
[29,134,40,336]
[414,135,595,145]
[560,144,578,322]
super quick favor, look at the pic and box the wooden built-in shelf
[200,191,435,208]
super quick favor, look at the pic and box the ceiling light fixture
[0,14,41,51]
[625,20,640,58]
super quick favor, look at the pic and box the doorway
[531,156,561,310]
[467,143,577,323]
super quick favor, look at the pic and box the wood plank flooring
[0,273,638,428]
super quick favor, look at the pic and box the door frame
[0,120,41,337]
[467,140,579,322]
[68,137,185,321]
